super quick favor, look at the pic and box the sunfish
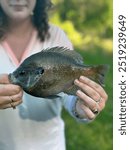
[9,47,109,98]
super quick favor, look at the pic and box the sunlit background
[50,0,113,150]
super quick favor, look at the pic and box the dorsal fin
[41,46,83,64]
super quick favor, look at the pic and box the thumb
[0,74,10,84]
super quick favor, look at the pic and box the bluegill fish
[9,47,109,98]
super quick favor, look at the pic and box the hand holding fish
[8,46,109,120]
[9,47,109,99]
[74,76,108,120]
[0,74,23,109]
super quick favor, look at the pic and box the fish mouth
[8,73,18,85]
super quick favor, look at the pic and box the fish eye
[19,70,26,76]
[35,67,44,75]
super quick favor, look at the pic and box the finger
[10,90,23,102]
[79,76,108,101]
[98,99,106,112]
[76,90,100,112]
[0,90,23,105]
[0,84,22,96]
[0,96,12,105]
[74,79,101,102]
[0,74,10,84]
[76,89,106,112]
[81,104,96,120]
[0,99,22,109]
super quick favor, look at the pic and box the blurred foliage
[50,0,113,52]
[63,49,113,150]
[49,0,113,150]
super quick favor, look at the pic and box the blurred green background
[50,0,113,150]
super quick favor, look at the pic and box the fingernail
[74,79,79,84]
[76,90,82,95]
[79,76,85,80]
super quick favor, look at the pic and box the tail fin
[85,64,110,87]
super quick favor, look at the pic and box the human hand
[74,76,108,120]
[0,74,23,109]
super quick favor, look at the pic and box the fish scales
[9,46,109,98]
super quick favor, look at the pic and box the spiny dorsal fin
[42,46,83,64]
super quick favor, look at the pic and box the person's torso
[0,24,72,150]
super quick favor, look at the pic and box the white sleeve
[63,94,91,123]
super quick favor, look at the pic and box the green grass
[62,47,113,150]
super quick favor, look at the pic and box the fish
[9,46,109,98]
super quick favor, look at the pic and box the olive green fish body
[9,47,109,98]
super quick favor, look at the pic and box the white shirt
[0,24,85,150]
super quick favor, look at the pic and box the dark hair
[0,0,52,41]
